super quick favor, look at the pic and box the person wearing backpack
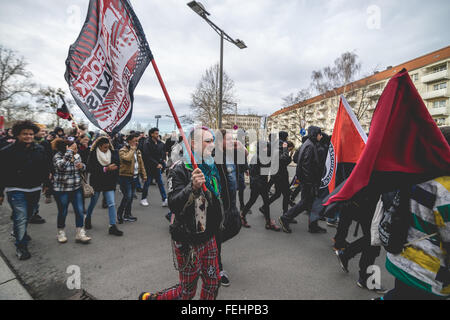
[380,129,450,300]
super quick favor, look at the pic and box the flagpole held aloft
[150,59,207,193]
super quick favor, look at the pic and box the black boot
[109,225,123,236]
[308,221,327,234]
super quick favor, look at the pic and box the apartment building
[267,46,450,146]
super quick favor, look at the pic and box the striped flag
[65,0,153,134]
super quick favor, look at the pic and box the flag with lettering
[65,0,153,134]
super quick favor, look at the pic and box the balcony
[422,70,450,84]
[429,106,449,117]
[422,89,449,100]
[367,89,383,99]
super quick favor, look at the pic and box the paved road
[0,175,394,300]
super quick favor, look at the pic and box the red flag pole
[151,59,207,192]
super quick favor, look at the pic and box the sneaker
[84,216,92,230]
[162,199,168,207]
[109,225,123,236]
[57,230,68,243]
[75,228,91,244]
[240,214,251,228]
[278,216,292,234]
[327,221,339,228]
[140,199,149,207]
[335,249,349,273]
[265,220,281,232]
[29,214,46,224]
[124,215,137,222]
[139,292,158,300]
[16,246,31,261]
[357,279,389,295]
[220,270,231,287]
[165,212,172,222]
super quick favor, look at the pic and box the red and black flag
[56,96,73,120]
[321,95,367,194]
[325,69,450,206]
[65,0,153,134]
[311,95,367,221]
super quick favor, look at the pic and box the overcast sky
[1,0,449,133]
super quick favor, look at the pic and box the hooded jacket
[296,126,322,186]
[271,131,291,179]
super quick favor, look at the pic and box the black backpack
[378,187,412,254]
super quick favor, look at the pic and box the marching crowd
[1,112,449,301]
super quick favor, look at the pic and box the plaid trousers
[157,236,221,300]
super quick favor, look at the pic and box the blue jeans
[118,176,139,217]
[142,168,167,201]
[54,189,85,229]
[7,190,41,248]
[86,190,117,225]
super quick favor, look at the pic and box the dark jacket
[216,152,242,243]
[0,142,50,197]
[87,149,120,192]
[142,138,166,173]
[249,141,271,189]
[296,126,322,187]
[271,131,291,180]
[168,161,223,245]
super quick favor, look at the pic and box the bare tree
[281,88,312,107]
[36,87,75,127]
[0,45,35,121]
[191,63,237,129]
[311,51,362,96]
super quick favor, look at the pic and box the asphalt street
[0,172,394,300]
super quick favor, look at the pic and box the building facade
[267,46,450,146]
[222,113,263,131]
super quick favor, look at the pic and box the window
[433,82,447,91]
[411,74,419,81]
[432,64,447,73]
[432,100,447,108]
[435,118,446,126]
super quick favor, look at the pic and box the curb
[0,249,34,300]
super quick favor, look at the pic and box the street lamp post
[155,115,162,129]
[187,1,247,129]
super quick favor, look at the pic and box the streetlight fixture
[155,115,162,129]
[187,1,247,129]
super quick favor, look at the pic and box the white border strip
[340,95,368,143]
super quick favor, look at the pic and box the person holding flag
[139,127,223,300]
[326,69,450,299]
